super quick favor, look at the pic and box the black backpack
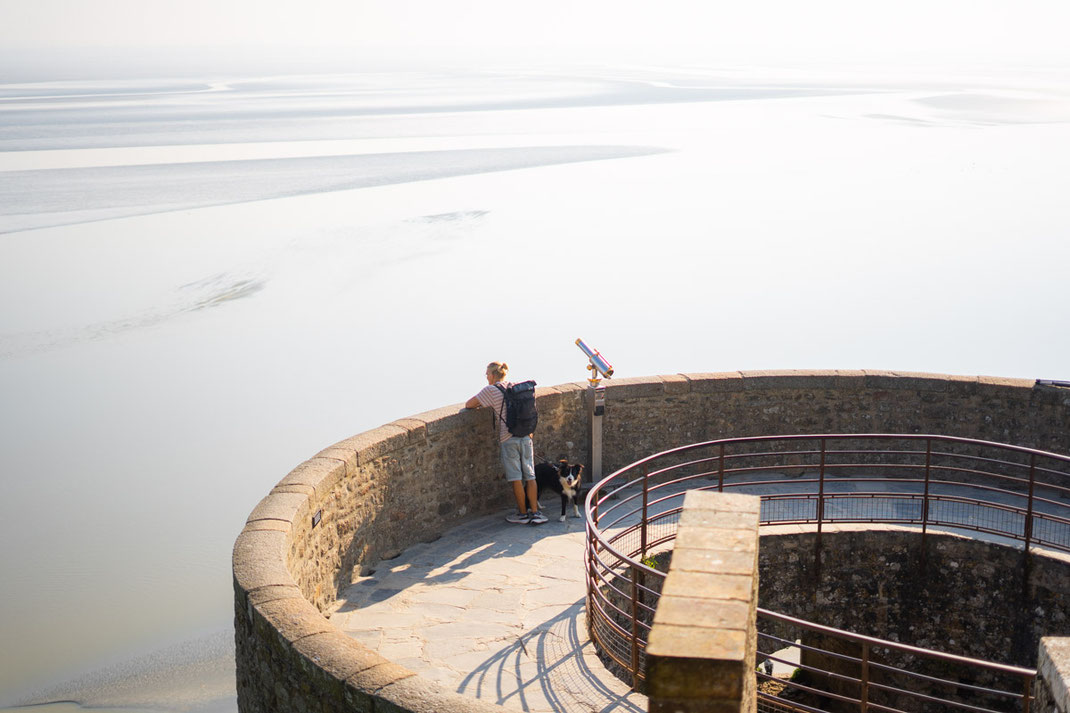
[495,380,538,437]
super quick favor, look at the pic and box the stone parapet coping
[605,370,1040,399]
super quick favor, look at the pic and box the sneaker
[505,511,531,524]
[529,511,548,525]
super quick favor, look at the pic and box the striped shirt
[475,382,512,443]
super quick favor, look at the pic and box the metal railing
[584,434,1070,711]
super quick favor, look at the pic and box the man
[466,360,547,524]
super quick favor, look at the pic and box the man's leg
[525,479,539,513]
[520,437,546,523]
[502,439,529,522]
[512,480,528,512]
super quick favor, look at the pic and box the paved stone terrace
[329,510,646,713]
[327,471,1066,713]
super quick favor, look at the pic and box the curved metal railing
[584,434,1070,712]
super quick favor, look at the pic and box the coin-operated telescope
[576,338,614,382]
[575,339,614,484]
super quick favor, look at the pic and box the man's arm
[464,395,482,409]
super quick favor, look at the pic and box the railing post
[641,464,649,560]
[922,439,932,547]
[1025,454,1037,554]
[588,497,599,641]
[718,442,725,492]
[1022,672,1032,713]
[818,438,826,536]
[860,643,870,713]
[630,566,641,691]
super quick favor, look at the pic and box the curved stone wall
[233,371,1070,712]
[758,526,1070,711]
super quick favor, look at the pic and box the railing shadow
[457,600,646,713]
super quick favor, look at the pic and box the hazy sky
[3,0,1070,70]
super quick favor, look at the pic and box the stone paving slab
[331,510,646,713]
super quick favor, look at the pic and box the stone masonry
[233,371,1070,713]
[646,491,760,713]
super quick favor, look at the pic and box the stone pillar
[646,491,760,713]
[1036,637,1070,713]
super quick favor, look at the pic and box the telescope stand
[586,372,606,485]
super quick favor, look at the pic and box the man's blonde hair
[486,361,509,382]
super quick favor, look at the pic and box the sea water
[1,63,1069,711]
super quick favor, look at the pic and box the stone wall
[599,372,1070,477]
[233,371,1070,712]
[758,526,1070,666]
[233,384,588,713]
[757,525,1070,711]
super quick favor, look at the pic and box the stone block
[1039,637,1070,713]
[683,490,761,514]
[284,456,350,495]
[271,483,316,497]
[242,519,290,533]
[256,596,334,643]
[375,674,504,713]
[405,404,472,437]
[740,369,837,391]
[663,373,692,395]
[678,508,759,530]
[534,384,565,402]
[661,571,754,602]
[979,374,1033,389]
[329,425,409,466]
[672,548,757,576]
[247,491,310,527]
[863,370,948,392]
[545,380,587,396]
[233,529,294,592]
[942,374,981,395]
[606,375,670,399]
[683,372,745,393]
[652,596,751,630]
[292,631,387,683]
[384,419,429,448]
[646,637,748,692]
[831,370,867,388]
[247,584,303,606]
[674,527,757,555]
[345,661,416,693]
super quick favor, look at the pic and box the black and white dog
[532,459,586,522]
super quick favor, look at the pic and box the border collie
[532,459,586,522]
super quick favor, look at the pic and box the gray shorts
[500,436,535,482]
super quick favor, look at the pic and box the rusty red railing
[584,434,1070,711]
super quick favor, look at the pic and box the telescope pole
[587,366,606,484]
